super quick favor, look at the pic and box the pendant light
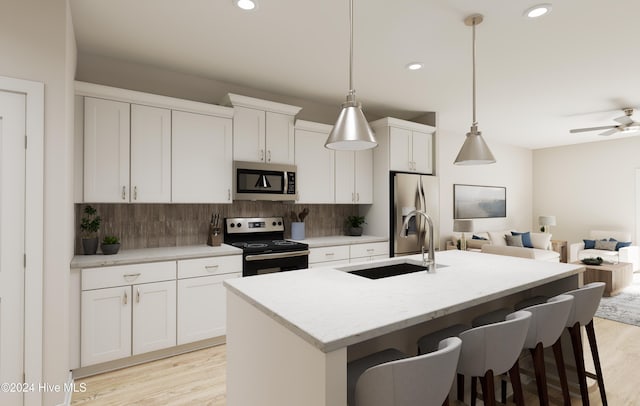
[325,0,377,150]
[454,14,496,165]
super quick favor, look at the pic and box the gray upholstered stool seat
[347,337,462,406]
[417,324,468,354]
[417,311,532,406]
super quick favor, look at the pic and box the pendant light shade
[325,0,377,151]
[454,14,496,165]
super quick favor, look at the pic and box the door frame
[0,76,44,406]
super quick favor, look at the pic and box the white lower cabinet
[308,241,389,268]
[80,261,177,367]
[350,242,389,263]
[176,255,242,345]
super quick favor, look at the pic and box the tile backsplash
[74,202,358,253]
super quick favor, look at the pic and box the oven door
[243,250,309,277]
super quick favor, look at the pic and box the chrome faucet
[400,210,435,272]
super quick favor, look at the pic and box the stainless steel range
[224,216,309,277]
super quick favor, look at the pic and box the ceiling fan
[570,108,640,136]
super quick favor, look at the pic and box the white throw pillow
[530,232,552,250]
[488,231,507,247]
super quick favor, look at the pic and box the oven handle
[245,250,310,262]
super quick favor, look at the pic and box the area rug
[595,272,640,327]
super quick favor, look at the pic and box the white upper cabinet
[294,121,335,203]
[76,81,234,204]
[130,104,172,202]
[335,149,373,204]
[83,97,130,203]
[172,111,233,203]
[355,149,373,203]
[222,93,301,165]
[371,117,435,174]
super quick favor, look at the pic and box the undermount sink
[337,258,448,280]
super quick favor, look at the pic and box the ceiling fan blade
[569,125,618,134]
[599,128,620,136]
[614,116,633,125]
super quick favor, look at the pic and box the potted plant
[346,215,366,236]
[80,205,101,255]
[101,235,121,255]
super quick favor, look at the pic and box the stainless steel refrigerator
[390,172,440,257]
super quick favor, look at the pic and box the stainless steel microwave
[233,161,297,201]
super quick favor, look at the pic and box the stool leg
[568,322,590,406]
[552,337,571,406]
[585,320,608,406]
[471,376,477,406]
[479,370,496,406]
[500,376,507,404]
[530,342,550,406]
[509,360,525,406]
[457,373,464,402]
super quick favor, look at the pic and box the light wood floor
[72,317,640,405]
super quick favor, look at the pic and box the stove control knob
[229,223,235,228]
[272,221,276,226]
[277,221,282,226]
[236,223,242,228]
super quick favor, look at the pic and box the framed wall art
[453,184,506,219]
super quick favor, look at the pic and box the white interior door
[0,90,26,406]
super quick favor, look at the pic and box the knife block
[207,226,222,247]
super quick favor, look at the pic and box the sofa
[569,230,639,271]
[451,230,560,262]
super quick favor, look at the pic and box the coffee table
[572,261,633,296]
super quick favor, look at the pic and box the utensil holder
[291,222,305,240]
[207,227,222,247]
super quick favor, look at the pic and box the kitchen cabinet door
[81,286,132,366]
[83,97,130,202]
[130,104,171,202]
[335,150,356,203]
[265,111,295,164]
[233,106,265,162]
[355,149,373,204]
[172,110,233,203]
[389,126,412,172]
[177,272,241,345]
[412,130,433,174]
[294,128,335,203]
[132,280,177,355]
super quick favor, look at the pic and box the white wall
[533,136,640,244]
[436,111,533,245]
[0,1,76,404]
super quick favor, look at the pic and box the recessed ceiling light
[406,62,423,71]
[524,3,552,18]
[234,0,257,11]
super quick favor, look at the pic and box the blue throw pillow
[512,231,533,248]
[615,241,631,251]
[583,239,596,249]
[472,234,488,240]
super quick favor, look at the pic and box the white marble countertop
[293,235,387,248]
[224,250,585,353]
[71,244,242,269]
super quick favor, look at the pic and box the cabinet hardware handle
[123,273,141,282]
[267,150,271,162]
[205,265,219,272]
[133,186,137,200]
[352,192,355,202]
[356,192,360,202]
[123,290,128,305]
[136,288,140,303]
[228,189,231,201]
[260,149,265,161]
[325,252,335,256]
[122,186,126,200]
[366,248,375,252]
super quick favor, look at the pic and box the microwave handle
[283,171,289,194]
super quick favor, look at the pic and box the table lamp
[538,215,556,233]
[453,219,474,250]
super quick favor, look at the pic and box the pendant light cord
[348,0,354,96]
[472,18,477,127]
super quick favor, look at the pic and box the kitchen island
[224,250,584,406]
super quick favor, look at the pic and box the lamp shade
[538,215,556,226]
[453,219,474,233]
[325,100,377,150]
[454,130,496,165]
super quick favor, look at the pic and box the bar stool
[563,282,607,406]
[417,310,532,406]
[346,337,462,406]
[473,294,575,406]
